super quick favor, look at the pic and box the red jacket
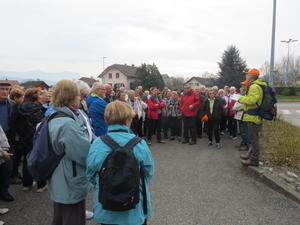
[180,90,200,117]
[147,96,165,120]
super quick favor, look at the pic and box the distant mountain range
[0,70,82,85]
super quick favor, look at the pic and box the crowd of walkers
[0,68,265,224]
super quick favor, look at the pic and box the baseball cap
[245,69,259,76]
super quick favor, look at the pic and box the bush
[260,114,300,173]
[275,87,298,95]
[281,88,290,95]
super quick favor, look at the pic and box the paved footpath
[1,135,300,225]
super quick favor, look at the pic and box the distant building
[98,64,139,90]
[0,79,20,88]
[79,76,99,87]
[19,81,50,90]
[184,77,213,89]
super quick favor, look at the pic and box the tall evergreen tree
[134,63,165,91]
[216,45,248,89]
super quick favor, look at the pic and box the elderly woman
[166,91,182,142]
[147,86,165,146]
[203,89,224,149]
[127,90,145,137]
[116,90,126,102]
[47,80,93,225]
[86,101,154,225]
[227,86,239,140]
[218,89,228,135]
[17,88,47,192]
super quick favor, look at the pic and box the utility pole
[103,57,107,84]
[269,0,276,87]
[281,39,298,86]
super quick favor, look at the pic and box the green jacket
[47,106,93,204]
[238,79,267,125]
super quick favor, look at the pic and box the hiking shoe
[230,136,237,140]
[9,177,22,185]
[0,193,14,202]
[86,210,94,220]
[189,141,196,145]
[182,138,189,144]
[178,137,181,142]
[23,182,36,191]
[241,158,259,166]
[207,141,213,146]
[216,143,221,149]
[169,136,174,141]
[37,185,47,193]
[157,140,165,144]
[147,141,152,146]
[240,154,250,160]
[238,146,249,151]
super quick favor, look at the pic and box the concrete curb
[241,165,300,205]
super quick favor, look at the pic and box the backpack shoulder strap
[49,111,75,121]
[100,134,121,150]
[124,136,142,150]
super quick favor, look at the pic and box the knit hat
[245,69,259,76]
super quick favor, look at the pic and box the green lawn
[277,95,300,102]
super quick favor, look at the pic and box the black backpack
[247,85,277,120]
[98,134,147,213]
[27,111,76,182]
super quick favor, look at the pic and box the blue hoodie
[86,93,108,137]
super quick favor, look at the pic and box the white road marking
[282,110,291,114]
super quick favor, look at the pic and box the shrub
[281,88,290,95]
[260,114,300,173]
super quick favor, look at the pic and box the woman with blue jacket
[86,101,154,225]
[48,80,93,225]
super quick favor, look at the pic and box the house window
[109,73,112,79]
[116,73,119,78]
[196,83,199,86]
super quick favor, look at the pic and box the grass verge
[277,95,300,102]
[260,114,300,173]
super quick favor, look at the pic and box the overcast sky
[0,0,299,80]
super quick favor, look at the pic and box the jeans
[239,121,249,148]
[0,148,14,195]
[228,115,237,137]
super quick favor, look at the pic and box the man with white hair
[87,82,108,136]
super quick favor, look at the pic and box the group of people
[0,67,265,224]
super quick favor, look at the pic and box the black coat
[17,102,44,153]
[202,98,223,121]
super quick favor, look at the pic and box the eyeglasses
[97,88,106,91]
[80,93,87,98]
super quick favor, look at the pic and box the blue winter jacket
[86,124,154,225]
[47,106,93,204]
[86,93,108,137]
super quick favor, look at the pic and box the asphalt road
[1,135,300,225]
[277,102,300,127]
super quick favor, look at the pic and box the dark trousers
[182,115,196,142]
[207,119,221,143]
[135,118,143,137]
[147,114,162,141]
[162,116,168,138]
[228,115,237,137]
[220,114,227,133]
[196,117,203,137]
[239,121,249,148]
[168,116,182,137]
[0,148,13,195]
[247,122,260,162]
[52,199,86,225]
[23,150,46,188]
[12,141,22,178]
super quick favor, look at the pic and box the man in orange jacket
[180,84,200,145]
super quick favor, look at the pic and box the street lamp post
[269,0,276,87]
[281,39,298,86]
[103,57,107,84]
